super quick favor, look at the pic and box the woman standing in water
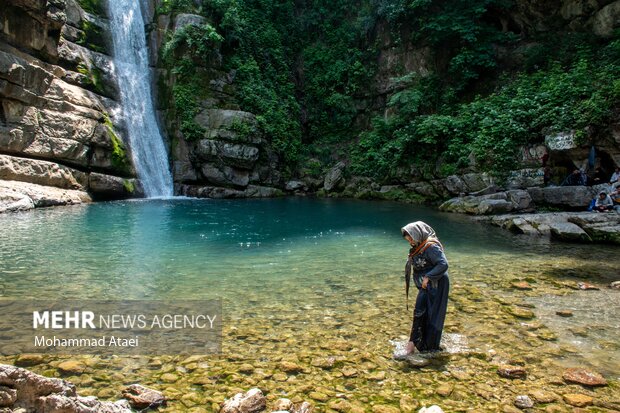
[401,221,450,354]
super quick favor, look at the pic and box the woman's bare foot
[405,341,415,354]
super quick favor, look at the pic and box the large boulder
[549,222,592,242]
[201,164,250,188]
[323,161,346,192]
[0,154,88,189]
[0,364,131,412]
[589,0,620,37]
[527,185,607,209]
[195,139,259,169]
[483,211,620,244]
[0,179,91,212]
[569,214,620,243]
[440,191,532,215]
[88,173,142,199]
[477,198,514,215]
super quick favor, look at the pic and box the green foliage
[76,0,105,16]
[77,20,106,54]
[123,179,135,194]
[161,24,223,70]
[77,61,104,95]
[160,23,223,141]
[103,114,132,175]
[352,34,620,180]
[157,0,198,15]
[172,84,205,141]
[374,0,514,100]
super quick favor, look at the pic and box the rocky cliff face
[0,0,141,211]
[2,0,619,209]
[146,6,284,199]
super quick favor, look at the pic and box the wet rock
[562,368,607,386]
[576,282,600,290]
[367,371,386,381]
[399,395,419,412]
[160,373,179,383]
[514,395,534,409]
[435,384,453,397]
[543,404,566,413]
[272,373,288,382]
[529,390,559,404]
[406,356,431,368]
[39,394,132,412]
[121,384,166,409]
[506,306,535,319]
[279,361,303,374]
[324,162,346,192]
[341,366,358,378]
[417,406,444,413]
[0,386,17,407]
[238,364,255,374]
[57,360,86,375]
[292,401,313,413]
[562,393,593,407]
[570,327,589,337]
[497,366,527,379]
[328,399,352,412]
[14,354,44,367]
[273,398,293,411]
[371,405,399,413]
[0,364,130,412]
[308,392,329,402]
[555,310,573,317]
[511,281,533,290]
[549,222,592,242]
[220,388,266,413]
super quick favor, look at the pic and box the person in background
[610,167,620,184]
[562,169,586,186]
[401,221,450,354]
[610,185,620,212]
[594,192,614,212]
[543,166,552,186]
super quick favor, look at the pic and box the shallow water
[0,198,618,411]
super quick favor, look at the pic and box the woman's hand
[422,276,429,289]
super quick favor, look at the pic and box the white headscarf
[401,221,440,246]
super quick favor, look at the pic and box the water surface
[0,198,618,411]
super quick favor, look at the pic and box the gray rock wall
[0,0,140,205]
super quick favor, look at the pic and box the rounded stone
[57,361,86,375]
[563,393,593,407]
[562,368,607,386]
[514,395,534,409]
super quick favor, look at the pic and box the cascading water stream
[107,0,173,197]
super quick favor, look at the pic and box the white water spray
[107,0,173,197]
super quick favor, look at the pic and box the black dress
[409,243,450,352]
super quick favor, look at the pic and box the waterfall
[107,0,173,197]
